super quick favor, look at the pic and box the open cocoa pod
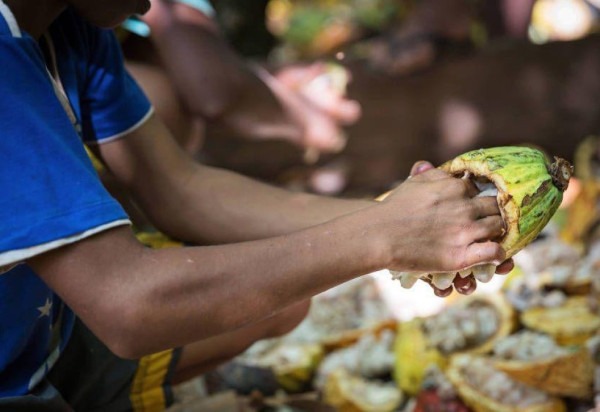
[224,342,324,395]
[394,294,515,395]
[491,331,594,399]
[520,296,600,345]
[321,319,397,352]
[446,354,566,412]
[393,319,447,396]
[288,276,397,352]
[323,368,404,412]
[420,293,516,355]
[562,135,600,246]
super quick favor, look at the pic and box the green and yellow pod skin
[440,146,573,258]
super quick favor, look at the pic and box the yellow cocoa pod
[493,344,593,399]
[520,296,600,345]
[254,343,324,393]
[323,368,403,412]
[394,294,515,394]
[446,355,566,412]
[393,319,446,396]
[322,319,397,352]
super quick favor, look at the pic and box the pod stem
[549,157,574,192]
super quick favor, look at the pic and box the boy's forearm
[133,216,383,353]
[143,162,374,244]
[31,215,385,358]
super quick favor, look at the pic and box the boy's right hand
[368,161,506,281]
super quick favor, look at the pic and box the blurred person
[120,0,361,158]
[370,0,537,75]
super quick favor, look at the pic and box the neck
[4,0,66,39]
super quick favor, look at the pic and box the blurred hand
[258,63,361,154]
[275,62,361,126]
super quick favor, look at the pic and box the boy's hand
[373,161,510,295]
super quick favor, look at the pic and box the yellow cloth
[130,350,176,412]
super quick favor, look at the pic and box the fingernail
[415,161,430,174]
[457,283,476,295]
[434,286,453,298]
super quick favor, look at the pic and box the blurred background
[159,1,600,411]
[203,0,600,198]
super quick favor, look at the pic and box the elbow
[105,331,147,360]
[187,92,243,123]
[190,94,233,121]
[184,74,246,121]
[92,300,158,360]
[107,341,142,361]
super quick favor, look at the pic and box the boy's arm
[91,114,372,244]
[32,115,505,359]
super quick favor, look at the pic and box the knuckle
[492,216,506,233]
[443,247,465,271]
[485,217,505,237]
[455,224,474,246]
[491,243,505,260]
[483,197,500,214]
[452,249,468,270]
[462,201,479,219]
[448,179,467,196]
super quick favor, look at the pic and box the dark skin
[7,0,509,384]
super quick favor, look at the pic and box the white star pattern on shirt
[37,298,52,318]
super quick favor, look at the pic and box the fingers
[463,178,480,198]
[423,257,513,298]
[376,160,435,200]
[329,99,362,125]
[462,241,506,269]
[423,273,477,297]
[412,167,451,181]
[495,258,514,275]
[290,63,361,125]
[471,196,501,218]
[303,91,361,126]
[275,63,326,88]
[433,285,454,298]
[471,215,506,242]
[302,113,348,153]
[453,274,477,295]
[421,276,454,297]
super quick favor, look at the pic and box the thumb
[410,161,434,177]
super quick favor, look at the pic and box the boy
[0,0,508,409]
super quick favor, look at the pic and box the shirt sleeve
[0,33,130,268]
[121,0,216,37]
[80,26,153,144]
